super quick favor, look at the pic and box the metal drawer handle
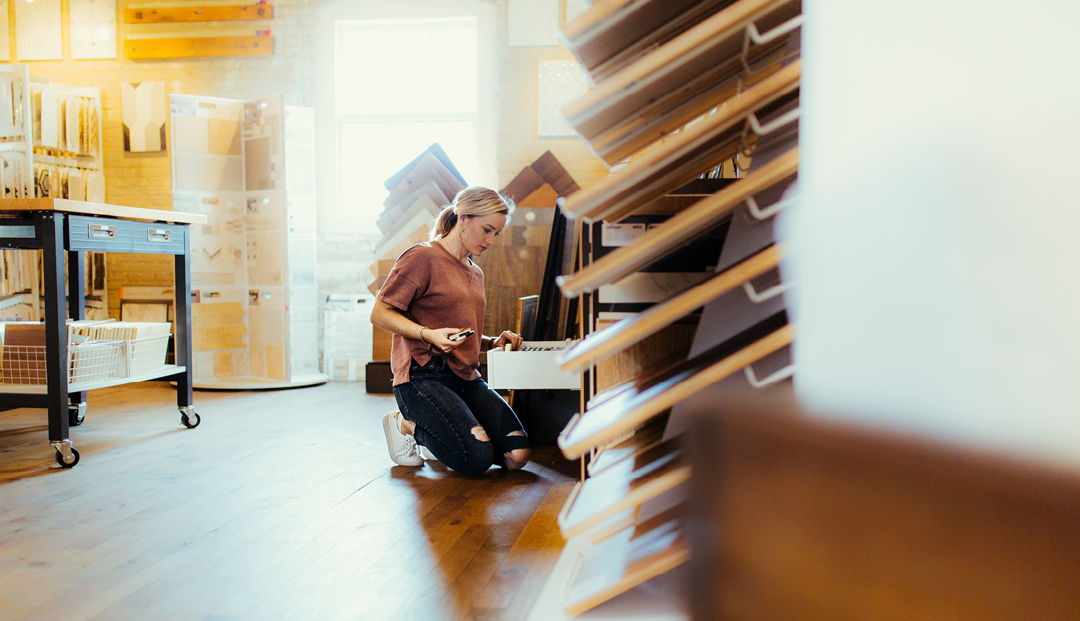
[148,229,171,242]
[90,224,117,239]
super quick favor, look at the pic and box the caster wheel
[55,447,80,468]
[69,404,86,427]
[181,412,201,429]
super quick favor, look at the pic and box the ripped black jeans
[392,356,530,476]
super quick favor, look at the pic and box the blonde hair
[430,186,515,241]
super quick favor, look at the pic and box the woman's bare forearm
[370,299,425,342]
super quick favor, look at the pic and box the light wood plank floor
[0,382,578,621]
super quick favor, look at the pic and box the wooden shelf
[564,0,801,164]
[562,0,733,82]
[526,529,690,621]
[559,324,793,459]
[589,413,668,477]
[560,61,800,223]
[557,148,797,298]
[124,36,274,60]
[559,438,689,539]
[125,4,274,23]
[563,506,689,617]
[560,244,783,372]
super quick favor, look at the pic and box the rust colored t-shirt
[377,241,486,385]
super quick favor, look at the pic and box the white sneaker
[382,412,423,466]
[417,444,437,461]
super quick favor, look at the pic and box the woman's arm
[370,299,462,354]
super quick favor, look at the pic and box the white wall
[782,1,1080,466]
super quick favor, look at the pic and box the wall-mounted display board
[70,0,118,60]
[125,3,274,23]
[125,34,274,59]
[171,94,323,389]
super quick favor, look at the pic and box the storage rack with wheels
[0,198,207,468]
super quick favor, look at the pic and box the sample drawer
[132,222,186,254]
[68,215,134,252]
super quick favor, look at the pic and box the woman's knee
[459,436,495,476]
[504,448,531,470]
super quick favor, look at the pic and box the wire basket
[0,340,123,386]
[118,335,170,377]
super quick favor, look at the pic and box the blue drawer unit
[132,222,186,255]
[68,215,135,252]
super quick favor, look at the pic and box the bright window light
[335,18,479,225]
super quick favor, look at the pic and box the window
[335,18,479,225]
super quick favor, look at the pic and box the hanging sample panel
[508,0,559,47]
[70,0,118,60]
[15,0,63,60]
[121,82,167,152]
[537,61,589,138]
[0,0,9,62]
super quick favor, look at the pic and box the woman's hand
[426,327,466,354]
[492,330,523,351]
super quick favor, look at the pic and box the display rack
[170,94,325,389]
[534,0,803,615]
[0,199,206,468]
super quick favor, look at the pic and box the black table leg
[40,213,77,467]
[174,232,198,428]
[68,250,86,427]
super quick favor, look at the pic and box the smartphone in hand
[448,329,475,342]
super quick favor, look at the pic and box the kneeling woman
[372,186,530,475]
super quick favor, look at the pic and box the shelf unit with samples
[170,94,326,389]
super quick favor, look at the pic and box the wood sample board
[126,4,274,23]
[125,36,274,60]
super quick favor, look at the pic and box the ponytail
[430,205,458,241]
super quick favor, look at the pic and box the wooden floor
[0,382,578,621]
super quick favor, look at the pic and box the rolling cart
[0,199,207,468]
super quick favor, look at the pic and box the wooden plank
[588,413,668,477]
[383,143,467,190]
[383,153,464,209]
[558,438,689,539]
[690,404,1080,621]
[517,183,558,208]
[559,324,794,459]
[564,0,735,82]
[530,151,580,197]
[502,166,546,204]
[126,4,274,23]
[563,505,689,616]
[595,320,696,393]
[557,148,798,297]
[0,198,206,225]
[562,0,799,144]
[560,61,800,222]
[560,245,783,372]
[594,60,783,165]
[377,180,449,234]
[124,36,274,60]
